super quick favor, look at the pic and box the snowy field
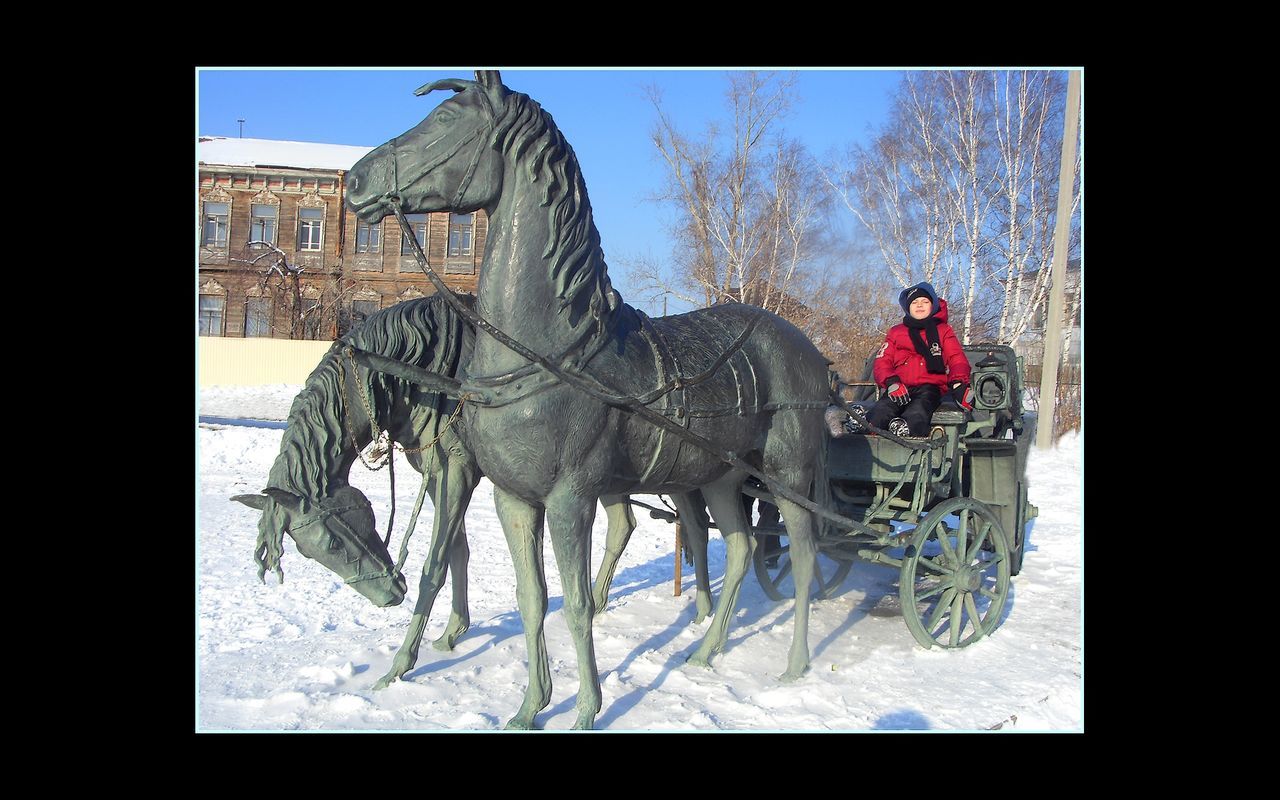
[197,384,1083,732]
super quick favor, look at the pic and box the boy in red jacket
[866,281,974,437]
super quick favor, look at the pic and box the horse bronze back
[347,70,833,729]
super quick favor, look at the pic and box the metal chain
[336,348,392,472]
[396,394,471,455]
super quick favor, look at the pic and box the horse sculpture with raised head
[346,70,834,730]
[231,295,715,691]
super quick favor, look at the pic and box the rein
[389,202,914,536]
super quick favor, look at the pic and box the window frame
[297,207,324,252]
[199,294,226,336]
[355,218,381,254]
[244,296,272,337]
[400,213,429,256]
[448,212,474,257]
[202,201,229,248]
[249,203,278,247]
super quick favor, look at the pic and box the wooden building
[197,136,486,340]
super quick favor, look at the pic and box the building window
[250,204,278,246]
[356,219,381,254]
[298,207,323,251]
[203,202,229,248]
[400,214,428,255]
[199,295,225,336]
[448,212,473,257]
[245,297,272,337]
[301,298,324,340]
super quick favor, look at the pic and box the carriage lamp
[973,373,1008,411]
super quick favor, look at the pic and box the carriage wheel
[752,534,854,602]
[899,497,1011,649]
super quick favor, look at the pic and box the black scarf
[903,315,946,374]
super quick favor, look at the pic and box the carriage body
[827,344,1035,554]
[750,344,1039,649]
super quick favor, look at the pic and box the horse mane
[491,91,624,329]
[266,294,469,499]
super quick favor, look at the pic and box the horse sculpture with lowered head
[346,70,834,730]
[231,295,710,691]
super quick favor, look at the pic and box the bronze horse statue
[347,70,834,729]
[231,295,716,692]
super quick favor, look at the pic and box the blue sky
[196,68,903,309]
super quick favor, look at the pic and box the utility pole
[1036,70,1081,450]
[238,119,245,138]
[665,292,685,596]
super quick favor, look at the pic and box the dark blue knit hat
[899,282,939,314]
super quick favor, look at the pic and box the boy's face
[909,297,933,319]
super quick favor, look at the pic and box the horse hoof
[571,717,596,731]
[686,653,713,670]
[779,667,809,683]
[431,637,455,652]
[504,716,539,731]
[372,673,401,691]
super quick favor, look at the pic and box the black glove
[950,380,974,411]
[885,376,910,406]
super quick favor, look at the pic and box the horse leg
[671,491,714,624]
[373,470,454,689]
[433,529,470,651]
[545,490,603,729]
[591,493,635,615]
[494,486,551,730]
[687,471,751,669]
[763,419,821,681]
[771,493,816,682]
[433,461,480,651]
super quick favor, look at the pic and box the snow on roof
[197,136,375,172]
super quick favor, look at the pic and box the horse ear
[475,70,508,100]
[263,487,307,513]
[231,493,268,511]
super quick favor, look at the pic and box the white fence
[198,337,334,386]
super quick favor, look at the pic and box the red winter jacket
[872,298,972,391]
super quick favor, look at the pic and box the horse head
[347,70,510,224]
[232,484,407,607]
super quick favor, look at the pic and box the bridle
[288,502,403,586]
[385,90,497,214]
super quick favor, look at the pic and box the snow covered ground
[197,385,1083,732]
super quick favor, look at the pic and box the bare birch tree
[631,71,832,326]
[989,70,1081,347]
[827,69,1080,348]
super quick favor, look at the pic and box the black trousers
[866,383,941,436]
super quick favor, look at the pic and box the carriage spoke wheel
[752,534,854,602]
[899,498,1011,649]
